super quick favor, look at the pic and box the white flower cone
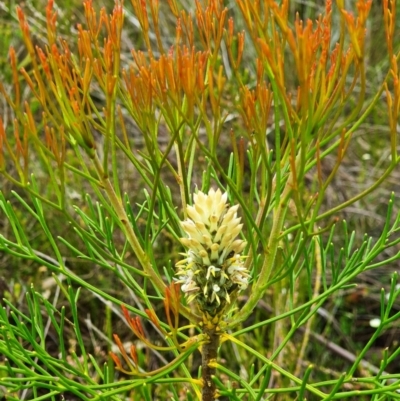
[176,188,249,316]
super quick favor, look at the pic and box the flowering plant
[0,0,400,400]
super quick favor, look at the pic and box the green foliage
[0,0,400,400]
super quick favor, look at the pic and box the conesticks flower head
[176,188,249,317]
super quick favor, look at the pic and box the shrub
[0,0,400,400]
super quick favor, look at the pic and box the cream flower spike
[176,188,249,317]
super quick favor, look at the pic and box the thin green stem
[91,152,199,323]
[227,156,298,328]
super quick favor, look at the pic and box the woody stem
[202,326,220,401]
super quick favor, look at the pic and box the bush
[1,0,400,400]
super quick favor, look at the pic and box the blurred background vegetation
[1,0,400,399]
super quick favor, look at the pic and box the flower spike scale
[176,188,249,317]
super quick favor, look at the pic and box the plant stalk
[201,326,220,401]
[92,153,200,323]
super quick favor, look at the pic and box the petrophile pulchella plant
[0,0,400,400]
